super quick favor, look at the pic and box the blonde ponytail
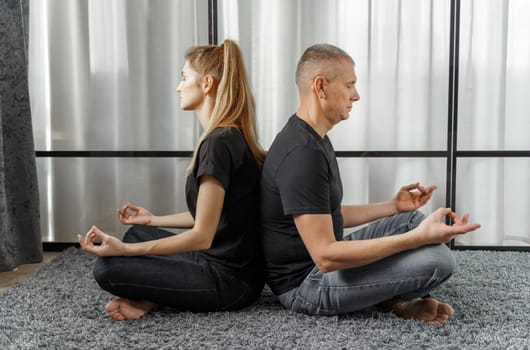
[186,39,265,174]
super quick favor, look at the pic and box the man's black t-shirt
[186,127,262,281]
[260,115,344,295]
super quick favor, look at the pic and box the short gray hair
[295,44,354,89]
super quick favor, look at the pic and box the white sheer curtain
[220,0,449,151]
[219,0,530,246]
[29,0,206,241]
[29,0,530,246]
[219,0,448,224]
[457,0,530,245]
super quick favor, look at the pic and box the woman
[78,39,266,320]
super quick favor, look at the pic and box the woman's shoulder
[198,127,255,174]
[205,127,243,146]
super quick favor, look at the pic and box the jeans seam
[319,274,435,290]
[293,292,338,314]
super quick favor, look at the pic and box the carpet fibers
[0,248,529,349]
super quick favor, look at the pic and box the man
[260,44,480,324]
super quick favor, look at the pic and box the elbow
[314,256,337,273]
[312,246,341,273]
[196,237,213,251]
[193,230,215,251]
[197,241,212,251]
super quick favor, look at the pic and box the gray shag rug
[1,248,529,349]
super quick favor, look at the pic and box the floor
[0,252,61,293]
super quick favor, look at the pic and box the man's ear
[202,75,215,94]
[313,75,327,99]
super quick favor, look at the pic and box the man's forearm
[317,228,425,272]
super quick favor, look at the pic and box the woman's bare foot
[382,297,454,324]
[105,298,158,321]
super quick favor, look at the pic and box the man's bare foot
[382,297,454,324]
[105,298,158,321]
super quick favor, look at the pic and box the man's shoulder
[264,136,329,179]
[269,116,321,154]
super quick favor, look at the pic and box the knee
[93,257,114,290]
[393,210,425,232]
[406,210,425,229]
[122,225,144,243]
[439,245,456,278]
[122,225,169,243]
[425,244,456,281]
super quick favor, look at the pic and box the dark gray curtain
[0,0,41,272]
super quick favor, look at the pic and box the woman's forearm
[123,227,212,256]
[149,211,194,228]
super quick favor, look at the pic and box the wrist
[121,242,134,256]
[145,215,155,226]
[404,228,423,249]
[386,199,399,215]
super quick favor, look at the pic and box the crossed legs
[278,211,457,323]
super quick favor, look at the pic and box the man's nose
[351,89,360,102]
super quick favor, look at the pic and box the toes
[106,306,126,321]
[103,298,156,320]
[439,302,454,316]
[105,299,127,321]
[429,313,449,324]
[105,299,120,313]
[110,311,125,321]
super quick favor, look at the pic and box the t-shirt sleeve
[277,147,331,215]
[196,136,231,189]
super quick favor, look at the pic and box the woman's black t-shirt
[185,127,262,281]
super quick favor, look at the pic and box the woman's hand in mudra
[78,226,127,257]
[117,203,153,225]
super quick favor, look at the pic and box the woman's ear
[202,75,215,94]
